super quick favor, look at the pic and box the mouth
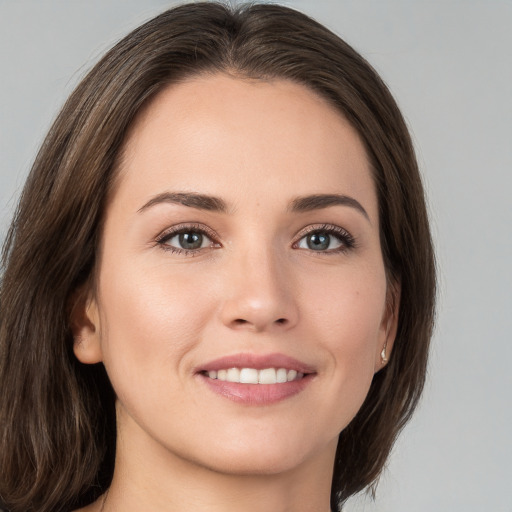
[201,367,305,384]
[196,353,315,405]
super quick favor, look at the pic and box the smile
[204,368,305,384]
[197,353,315,405]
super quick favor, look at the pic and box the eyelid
[155,223,221,254]
[153,222,355,255]
[292,223,356,251]
[156,222,219,242]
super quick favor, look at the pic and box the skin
[73,73,398,512]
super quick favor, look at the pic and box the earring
[380,344,388,365]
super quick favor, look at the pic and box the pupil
[307,233,330,251]
[179,232,203,250]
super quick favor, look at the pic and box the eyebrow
[138,192,228,213]
[138,191,369,222]
[289,194,370,221]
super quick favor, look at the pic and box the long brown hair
[0,3,436,511]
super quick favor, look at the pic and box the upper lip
[197,353,315,374]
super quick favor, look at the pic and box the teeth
[226,368,240,382]
[258,368,276,384]
[276,368,288,383]
[240,368,259,384]
[208,368,304,384]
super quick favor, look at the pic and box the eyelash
[155,223,356,256]
[155,223,220,256]
[293,224,357,254]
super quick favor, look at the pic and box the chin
[195,449,311,477]
[181,429,338,478]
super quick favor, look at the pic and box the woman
[0,3,435,511]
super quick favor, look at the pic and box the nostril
[231,318,287,328]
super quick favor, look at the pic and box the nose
[218,245,299,333]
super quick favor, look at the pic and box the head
[0,3,435,512]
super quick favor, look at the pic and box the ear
[69,286,103,364]
[375,279,401,372]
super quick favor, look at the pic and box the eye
[294,225,355,253]
[168,231,208,250]
[156,224,220,255]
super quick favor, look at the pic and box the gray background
[1,1,511,510]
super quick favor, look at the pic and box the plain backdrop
[1,1,511,511]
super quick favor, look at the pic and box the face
[74,74,397,477]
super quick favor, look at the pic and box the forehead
[114,73,377,218]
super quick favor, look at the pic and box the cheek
[96,259,216,396]
[303,260,387,346]
[300,264,387,419]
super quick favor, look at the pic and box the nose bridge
[219,236,298,332]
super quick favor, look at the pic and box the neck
[100,409,337,512]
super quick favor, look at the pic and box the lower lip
[198,374,313,405]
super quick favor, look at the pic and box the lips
[196,353,315,405]
[199,353,315,374]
